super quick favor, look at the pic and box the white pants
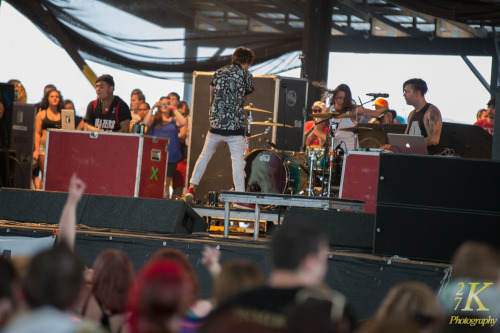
[190,132,246,192]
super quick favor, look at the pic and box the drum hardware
[244,149,308,195]
[339,126,374,133]
[306,149,317,196]
[308,112,340,119]
[304,118,329,139]
[334,113,357,119]
[339,125,373,151]
[320,119,337,197]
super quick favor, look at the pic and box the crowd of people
[1,173,499,333]
[1,76,191,196]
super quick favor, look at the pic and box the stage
[1,152,500,320]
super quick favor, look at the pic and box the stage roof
[6,0,500,79]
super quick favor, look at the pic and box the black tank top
[405,103,440,154]
[405,103,431,137]
[41,111,61,130]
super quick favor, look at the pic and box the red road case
[339,151,380,214]
[44,130,169,198]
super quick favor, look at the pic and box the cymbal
[244,106,273,114]
[249,121,293,128]
[335,113,356,119]
[308,112,339,119]
[339,126,373,133]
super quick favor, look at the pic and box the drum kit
[242,105,373,198]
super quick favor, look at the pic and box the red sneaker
[185,187,196,204]
[233,202,255,210]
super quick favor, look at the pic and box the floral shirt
[209,62,254,135]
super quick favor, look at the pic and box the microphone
[366,93,389,98]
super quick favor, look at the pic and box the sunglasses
[312,108,322,113]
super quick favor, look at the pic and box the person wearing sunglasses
[304,101,328,147]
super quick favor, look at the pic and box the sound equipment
[0,84,35,189]
[0,83,14,150]
[357,123,406,148]
[0,188,207,234]
[81,194,207,234]
[10,103,36,189]
[283,207,374,249]
[374,153,500,262]
[0,188,88,224]
[437,122,492,159]
[188,72,307,202]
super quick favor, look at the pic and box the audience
[200,219,345,332]
[0,258,20,329]
[83,74,131,132]
[172,100,191,198]
[201,245,265,306]
[33,88,63,189]
[130,90,146,129]
[439,241,500,322]
[128,260,188,333]
[35,83,56,112]
[476,108,488,122]
[474,98,495,135]
[149,248,213,333]
[2,242,102,333]
[79,249,135,333]
[373,281,444,332]
[7,80,27,103]
[143,96,186,198]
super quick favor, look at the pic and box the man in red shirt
[474,98,495,135]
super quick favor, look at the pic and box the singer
[185,47,255,209]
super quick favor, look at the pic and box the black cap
[95,74,114,86]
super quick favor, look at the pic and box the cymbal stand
[324,118,338,197]
[306,149,316,196]
[245,126,270,156]
[245,110,253,156]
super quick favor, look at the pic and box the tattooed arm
[423,106,442,146]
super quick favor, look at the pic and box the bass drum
[245,149,308,194]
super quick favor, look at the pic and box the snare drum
[245,149,308,194]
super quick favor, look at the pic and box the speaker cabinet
[283,208,374,249]
[0,189,207,234]
[374,153,500,262]
[81,195,207,234]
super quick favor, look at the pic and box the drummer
[304,101,327,146]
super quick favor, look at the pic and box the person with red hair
[128,260,188,333]
[149,248,214,333]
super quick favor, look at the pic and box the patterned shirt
[209,62,254,135]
